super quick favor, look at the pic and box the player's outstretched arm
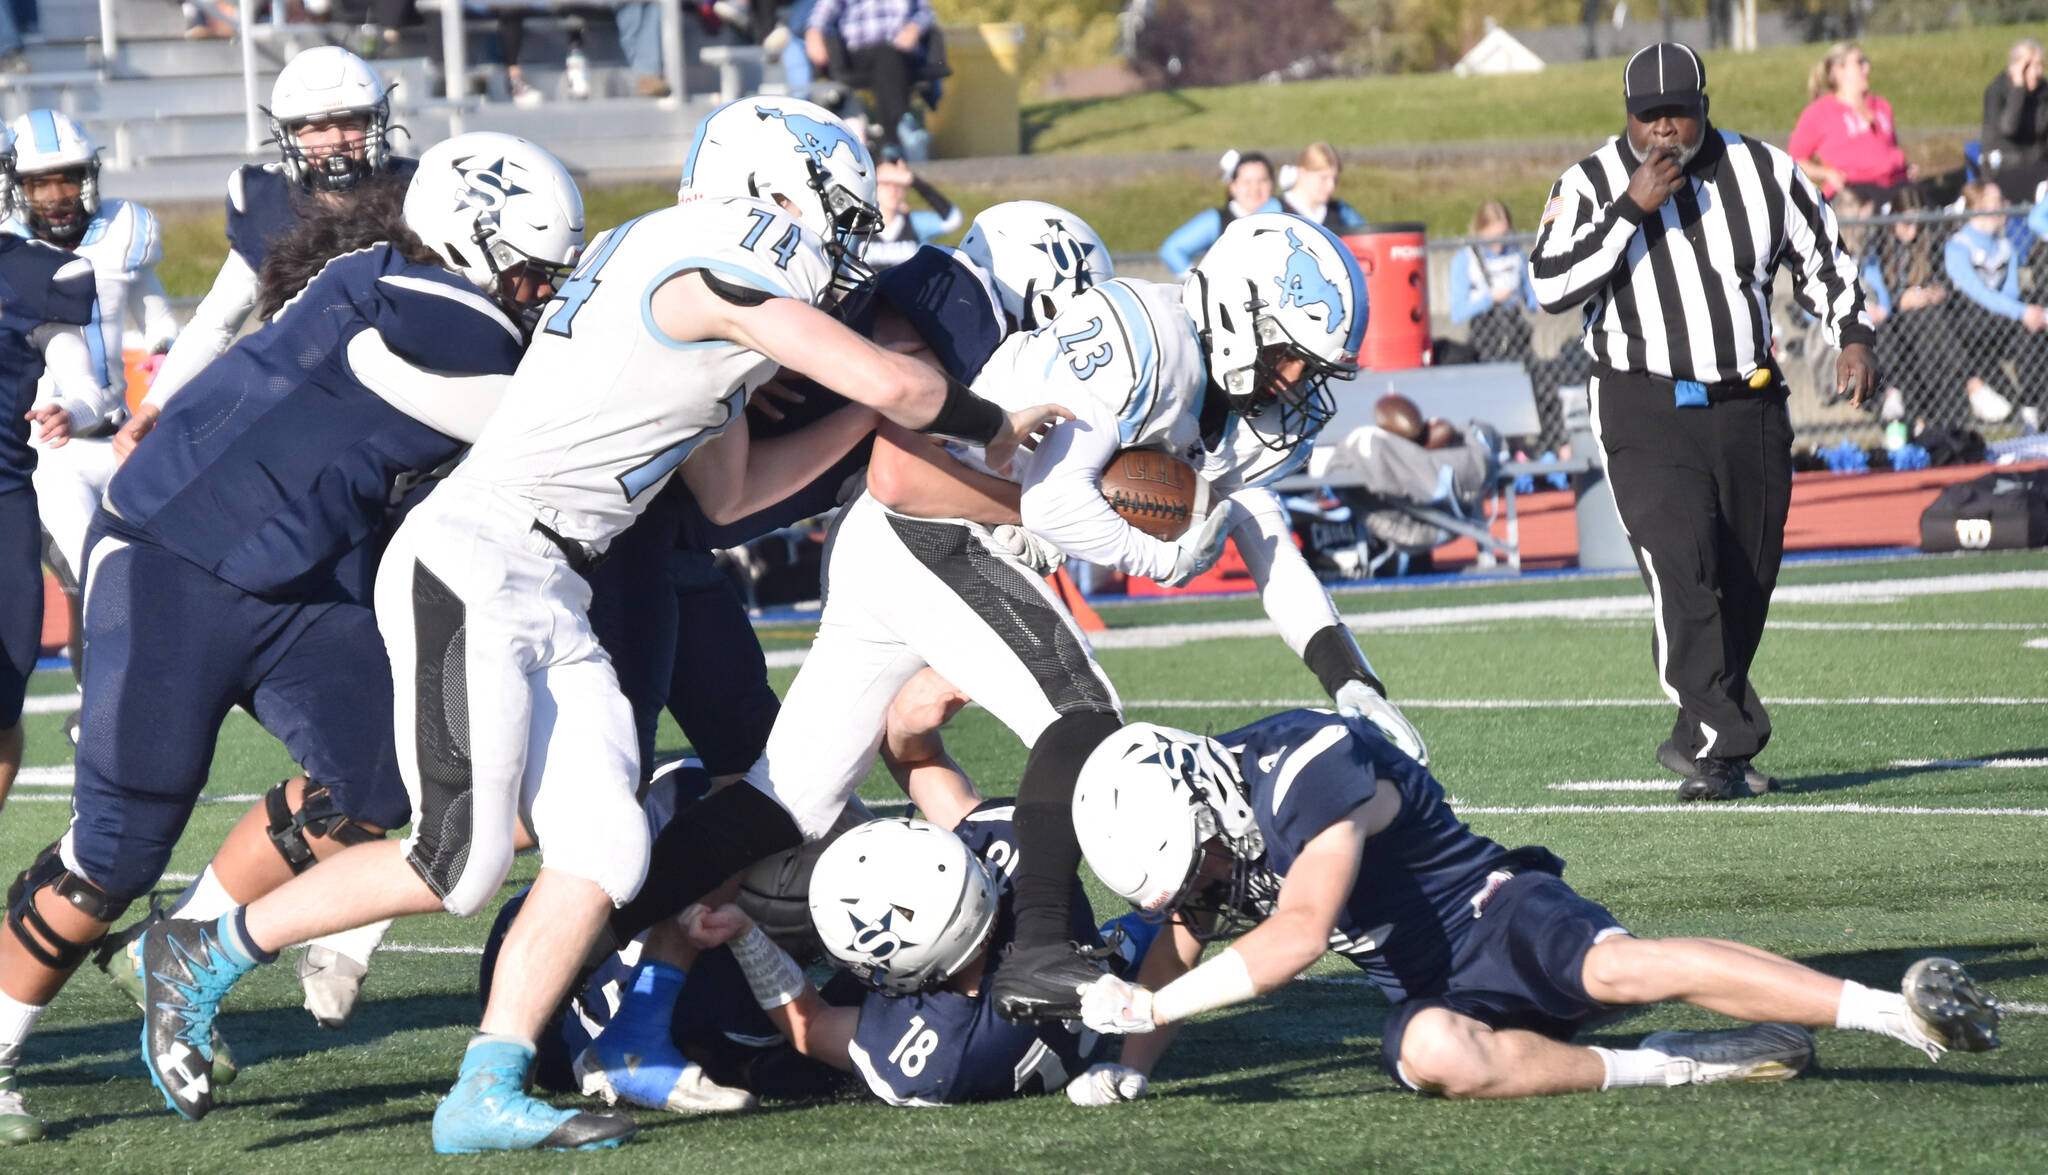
[683,903,859,1072]
[878,668,984,831]
[866,423,1023,525]
[681,398,881,525]
[649,271,1068,474]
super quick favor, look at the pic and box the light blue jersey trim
[638,255,796,351]
[83,298,111,388]
[1095,281,1159,446]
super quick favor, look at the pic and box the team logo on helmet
[449,154,532,213]
[845,908,903,960]
[755,106,868,177]
[1274,227,1346,335]
[1032,219,1100,286]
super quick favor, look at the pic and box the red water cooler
[1342,223,1430,369]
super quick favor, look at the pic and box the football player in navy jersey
[1066,711,2005,1101]
[564,668,1161,1110]
[0,134,582,1146]
[0,225,99,820]
[120,46,418,457]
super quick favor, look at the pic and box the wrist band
[1304,624,1383,700]
[916,375,1005,447]
[1151,947,1257,1025]
[729,925,806,1011]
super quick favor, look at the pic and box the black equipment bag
[1919,469,2048,552]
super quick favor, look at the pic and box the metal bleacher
[0,0,762,203]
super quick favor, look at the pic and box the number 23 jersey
[452,196,834,550]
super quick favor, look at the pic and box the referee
[1532,42,1876,802]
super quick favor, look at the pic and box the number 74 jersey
[451,196,834,550]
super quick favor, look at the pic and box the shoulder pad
[701,267,777,307]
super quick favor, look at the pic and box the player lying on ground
[133,97,1065,1155]
[569,667,1165,1109]
[1061,711,2003,1101]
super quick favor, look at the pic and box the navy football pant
[0,487,39,727]
[65,518,408,899]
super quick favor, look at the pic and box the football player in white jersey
[125,96,1059,1155]
[6,111,174,646]
[121,46,413,457]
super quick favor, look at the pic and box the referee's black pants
[1589,366,1792,763]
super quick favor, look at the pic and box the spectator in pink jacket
[1789,42,1912,203]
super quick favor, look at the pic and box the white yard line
[1548,780,1678,791]
[9,792,261,806]
[1451,802,2048,817]
[1891,758,2048,769]
[381,944,484,955]
[15,765,73,786]
[1120,697,2048,710]
[1295,975,2048,1015]
[20,694,78,715]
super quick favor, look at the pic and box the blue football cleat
[138,914,260,1121]
[434,1038,637,1154]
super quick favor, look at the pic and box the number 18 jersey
[451,196,834,550]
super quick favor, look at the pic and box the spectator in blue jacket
[1281,142,1367,233]
[1159,150,1283,278]
[1943,181,2047,429]
[1448,199,1538,354]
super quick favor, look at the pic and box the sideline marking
[1891,757,2048,769]
[1451,802,2048,817]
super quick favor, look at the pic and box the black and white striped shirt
[1531,125,1875,383]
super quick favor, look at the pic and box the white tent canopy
[1454,20,1546,77]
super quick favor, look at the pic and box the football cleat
[990,941,1110,1023]
[97,911,239,1087]
[1658,739,1775,796]
[434,1038,637,1154]
[137,915,260,1120]
[296,945,369,1030]
[0,1063,42,1145]
[572,1045,757,1115]
[1638,1022,1817,1085]
[1902,957,2002,1059]
[1675,757,1751,802]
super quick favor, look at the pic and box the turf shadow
[1777,747,2048,796]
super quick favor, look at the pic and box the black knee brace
[264,779,385,875]
[6,841,132,970]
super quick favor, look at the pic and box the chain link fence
[1425,204,2048,456]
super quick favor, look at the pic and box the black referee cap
[1624,42,1706,114]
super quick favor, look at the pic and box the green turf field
[4,550,2044,1171]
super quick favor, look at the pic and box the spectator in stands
[0,0,27,71]
[1843,188,1947,432]
[619,0,671,96]
[1159,149,1283,279]
[1943,181,2047,430]
[1790,42,1912,203]
[1983,38,2048,203]
[864,147,960,271]
[1281,142,1365,232]
[774,0,819,93]
[1448,199,1537,364]
[807,0,931,152]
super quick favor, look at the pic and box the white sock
[300,917,393,966]
[169,866,238,922]
[0,991,48,1067]
[1592,1044,1689,1089]
[1836,979,1928,1051]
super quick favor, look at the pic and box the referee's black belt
[531,520,602,576]
[1596,362,1785,404]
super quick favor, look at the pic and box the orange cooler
[1343,223,1430,370]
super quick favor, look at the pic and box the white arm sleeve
[132,266,180,352]
[32,323,119,433]
[1228,487,1340,658]
[1019,397,1181,583]
[344,330,511,443]
[144,249,259,409]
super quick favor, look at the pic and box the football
[735,797,875,960]
[1374,393,1426,442]
[1101,448,1205,540]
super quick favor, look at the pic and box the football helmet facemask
[7,110,99,245]
[956,199,1114,332]
[807,818,998,995]
[678,96,882,305]
[266,46,392,194]
[1072,722,1268,942]
[1185,212,1368,451]
[403,132,585,327]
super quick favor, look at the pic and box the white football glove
[1066,1063,1151,1107]
[1158,501,1239,589]
[991,523,1066,577]
[1335,679,1430,766]
[1078,973,1157,1035]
